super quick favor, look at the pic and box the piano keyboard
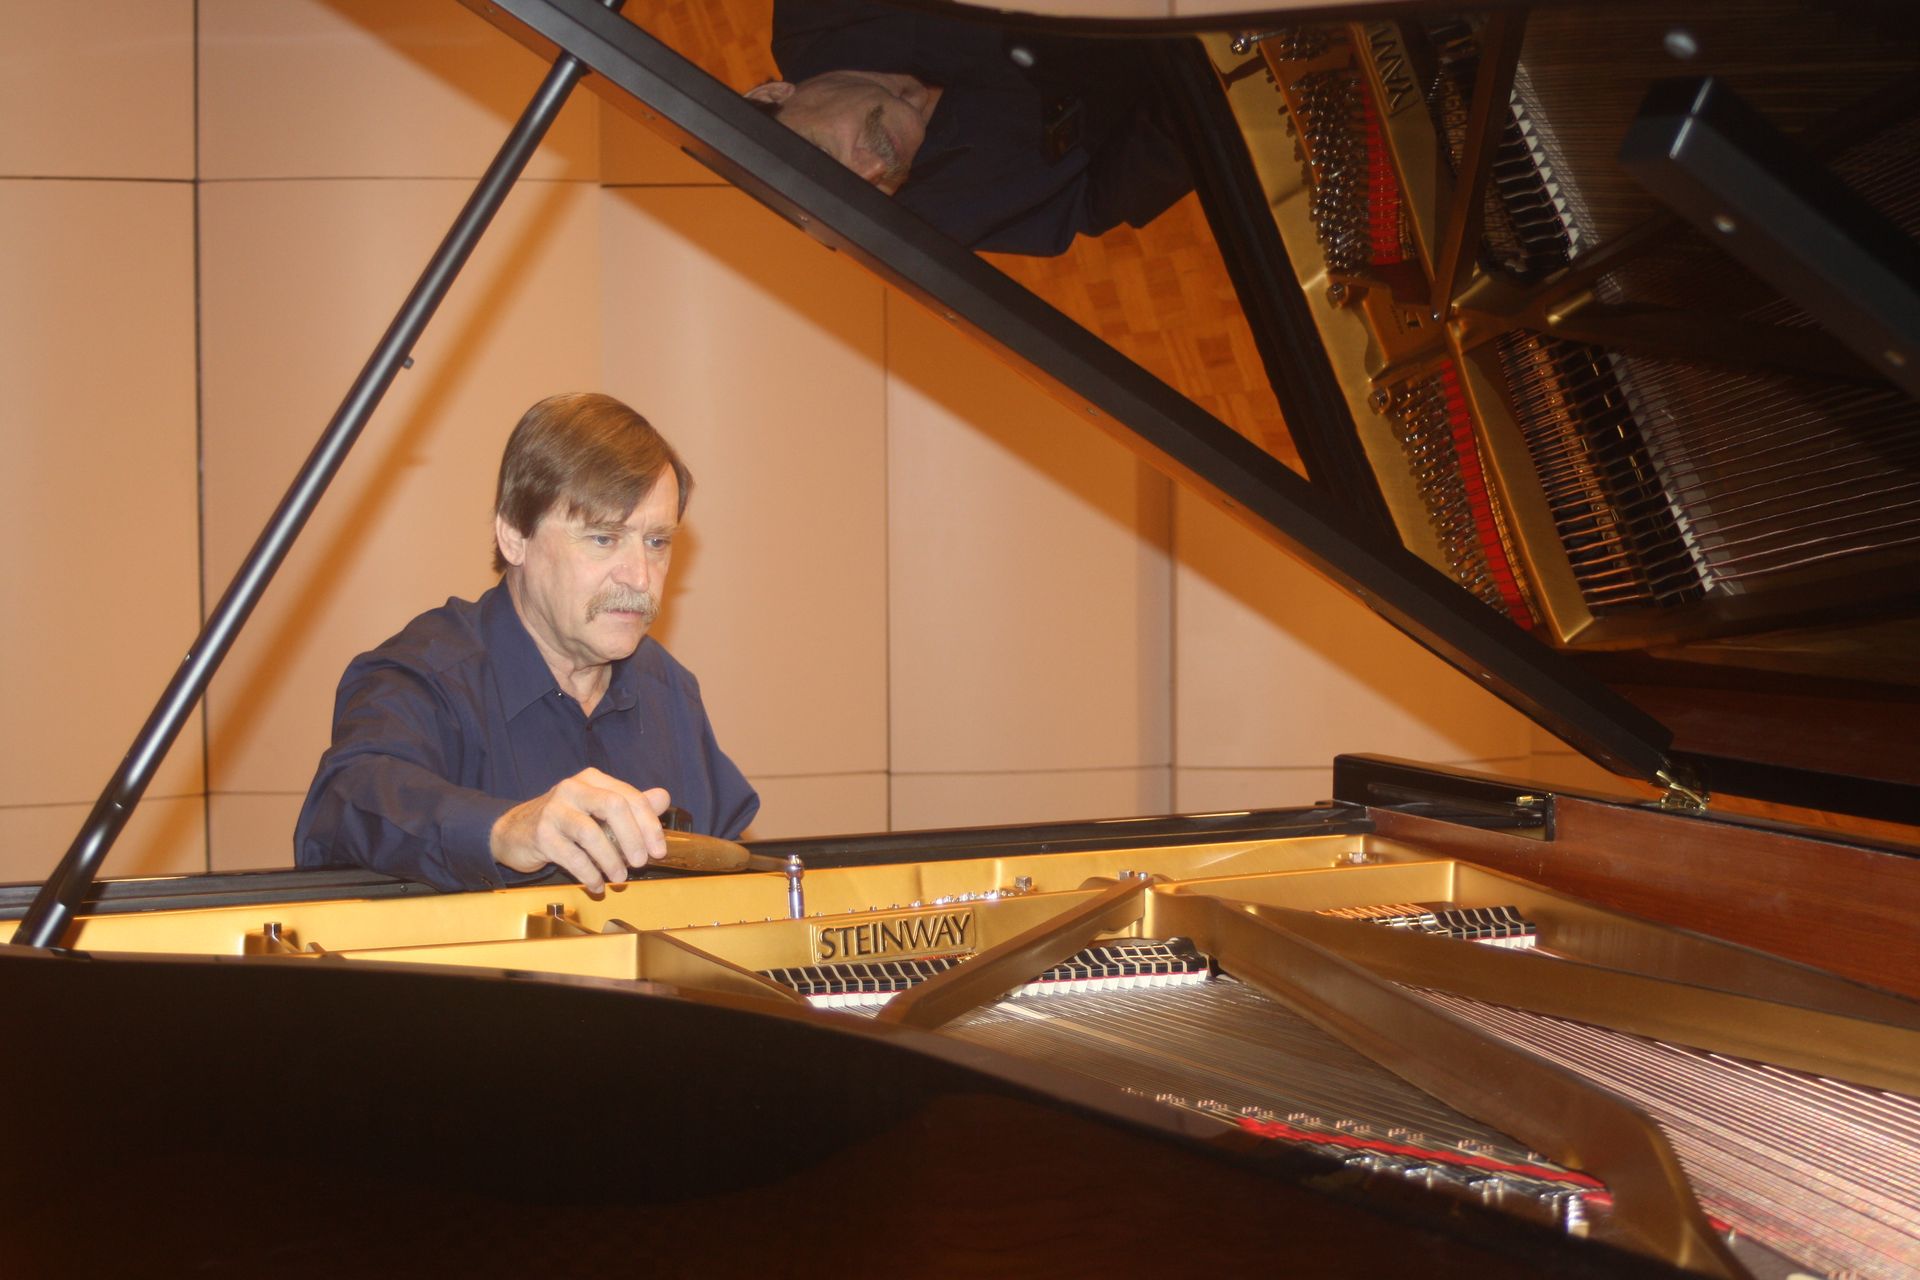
[765,907,1534,1013]
[762,937,1210,1010]
[1318,901,1539,948]
[1426,18,1580,281]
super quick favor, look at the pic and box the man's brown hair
[492,392,693,573]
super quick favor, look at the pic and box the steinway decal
[1364,24,1418,115]
[812,908,976,963]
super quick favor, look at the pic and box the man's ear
[494,514,529,569]
[745,80,797,107]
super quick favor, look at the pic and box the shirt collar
[483,581,643,719]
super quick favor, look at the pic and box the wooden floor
[637,0,1303,474]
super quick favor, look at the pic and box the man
[745,0,1191,256]
[295,393,758,893]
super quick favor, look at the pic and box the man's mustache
[587,586,659,623]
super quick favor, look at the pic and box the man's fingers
[597,789,666,864]
[592,803,651,870]
[550,807,630,888]
[536,832,608,895]
[490,776,677,889]
[627,787,671,861]
[565,776,671,866]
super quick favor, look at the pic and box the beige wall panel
[1174,491,1535,769]
[1530,722,1569,756]
[0,181,204,809]
[888,302,1172,776]
[1175,767,1331,814]
[1451,754,1532,775]
[0,0,193,179]
[600,101,728,187]
[892,767,1170,832]
[1523,723,1644,795]
[0,796,206,885]
[599,188,889,779]
[1527,750,1650,800]
[740,773,890,841]
[197,178,603,800]
[208,792,306,872]
[1176,755,1535,815]
[1177,756,1644,822]
[199,0,596,181]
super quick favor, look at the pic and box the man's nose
[852,149,889,187]
[613,541,652,587]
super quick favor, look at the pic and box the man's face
[757,71,936,195]
[498,471,680,676]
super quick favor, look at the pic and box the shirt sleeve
[294,656,514,892]
[705,722,761,841]
[679,670,761,840]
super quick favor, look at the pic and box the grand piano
[4,1,1918,1275]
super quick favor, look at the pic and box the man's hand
[489,768,671,892]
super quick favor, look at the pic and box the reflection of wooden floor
[640,0,1301,475]
[986,200,1300,474]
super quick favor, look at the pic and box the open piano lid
[462,0,1920,823]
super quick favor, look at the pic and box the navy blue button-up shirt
[294,583,758,891]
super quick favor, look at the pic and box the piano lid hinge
[1655,765,1709,813]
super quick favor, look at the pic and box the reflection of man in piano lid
[294,393,758,895]
[743,0,1191,257]
[744,70,940,196]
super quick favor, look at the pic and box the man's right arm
[294,659,516,891]
[296,658,678,893]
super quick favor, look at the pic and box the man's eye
[646,536,673,552]
[590,534,617,548]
